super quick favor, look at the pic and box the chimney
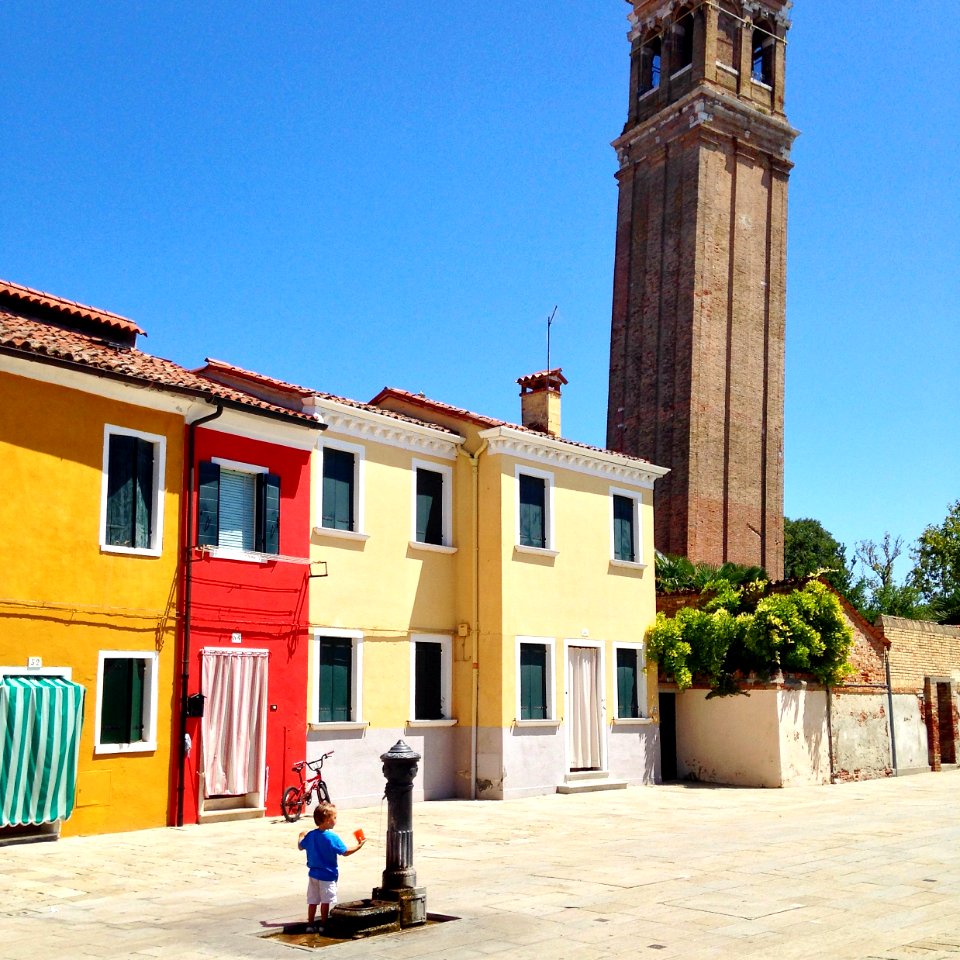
[517,369,567,437]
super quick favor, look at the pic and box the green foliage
[784,517,865,608]
[855,534,930,622]
[654,552,766,595]
[909,501,960,625]
[646,579,854,694]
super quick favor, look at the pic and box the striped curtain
[569,647,601,770]
[0,676,85,827]
[201,650,267,797]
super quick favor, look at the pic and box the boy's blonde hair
[313,802,336,827]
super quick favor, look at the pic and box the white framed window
[197,457,281,558]
[408,634,454,722]
[515,636,556,724]
[94,650,159,754]
[317,440,366,539]
[311,629,365,728]
[100,425,166,557]
[515,465,556,554]
[613,643,647,720]
[610,487,645,567]
[410,460,454,550]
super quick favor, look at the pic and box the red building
[175,362,325,824]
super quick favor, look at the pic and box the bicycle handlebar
[296,750,334,773]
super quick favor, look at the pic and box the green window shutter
[101,658,145,744]
[106,434,136,546]
[519,474,546,549]
[318,638,352,722]
[415,642,443,719]
[197,461,220,547]
[258,473,281,554]
[322,449,355,531]
[616,648,639,719]
[519,643,547,720]
[613,495,635,562]
[416,469,444,544]
[134,439,155,549]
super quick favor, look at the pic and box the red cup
[354,828,365,843]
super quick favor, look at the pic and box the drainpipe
[457,439,487,800]
[825,685,835,783]
[885,649,899,775]
[176,404,224,827]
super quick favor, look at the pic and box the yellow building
[0,281,320,837]
[299,369,668,803]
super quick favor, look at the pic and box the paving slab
[3,772,960,958]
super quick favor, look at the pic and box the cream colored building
[304,371,668,804]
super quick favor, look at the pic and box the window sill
[612,717,654,727]
[313,526,370,542]
[670,64,692,80]
[406,718,458,728]
[307,721,369,732]
[408,541,458,555]
[95,741,157,755]
[751,76,772,90]
[638,86,659,100]
[513,719,559,729]
[100,543,162,559]
[609,559,647,571]
[514,544,559,558]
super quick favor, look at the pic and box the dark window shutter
[415,642,443,719]
[101,658,145,744]
[519,475,546,549]
[106,434,135,546]
[197,461,220,547]
[519,643,547,720]
[318,638,352,722]
[617,648,639,719]
[613,495,635,562]
[322,449,355,531]
[416,469,444,544]
[258,473,281,554]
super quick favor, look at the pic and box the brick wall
[881,616,960,692]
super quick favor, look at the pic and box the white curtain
[201,650,268,797]
[569,647,601,770]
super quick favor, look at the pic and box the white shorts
[306,878,338,906]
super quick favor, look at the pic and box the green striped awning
[0,676,85,827]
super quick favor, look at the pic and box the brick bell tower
[606,0,797,579]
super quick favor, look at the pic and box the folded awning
[0,676,85,827]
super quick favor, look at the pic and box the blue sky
[4,3,958,578]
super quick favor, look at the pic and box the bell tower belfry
[606,0,797,579]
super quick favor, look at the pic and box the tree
[784,517,864,606]
[854,534,928,621]
[910,501,960,624]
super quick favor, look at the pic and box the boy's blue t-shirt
[299,828,348,880]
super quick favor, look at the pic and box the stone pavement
[3,772,960,960]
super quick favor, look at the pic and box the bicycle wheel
[316,780,331,804]
[281,786,304,823]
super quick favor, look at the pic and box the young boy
[297,802,365,931]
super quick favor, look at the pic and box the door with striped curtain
[200,649,268,803]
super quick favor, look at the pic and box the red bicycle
[281,751,333,822]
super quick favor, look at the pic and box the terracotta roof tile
[371,386,658,466]
[0,279,146,337]
[0,311,321,426]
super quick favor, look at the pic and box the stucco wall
[829,692,892,782]
[675,687,834,788]
[891,692,929,773]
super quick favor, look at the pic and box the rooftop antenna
[546,305,557,373]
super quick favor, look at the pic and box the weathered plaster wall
[891,692,929,773]
[829,692,892,782]
[778,688,830,786]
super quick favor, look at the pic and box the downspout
[176,404,224,827]
[458,439,488,800]
[885,648,899,775]
[825,685,835,783]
